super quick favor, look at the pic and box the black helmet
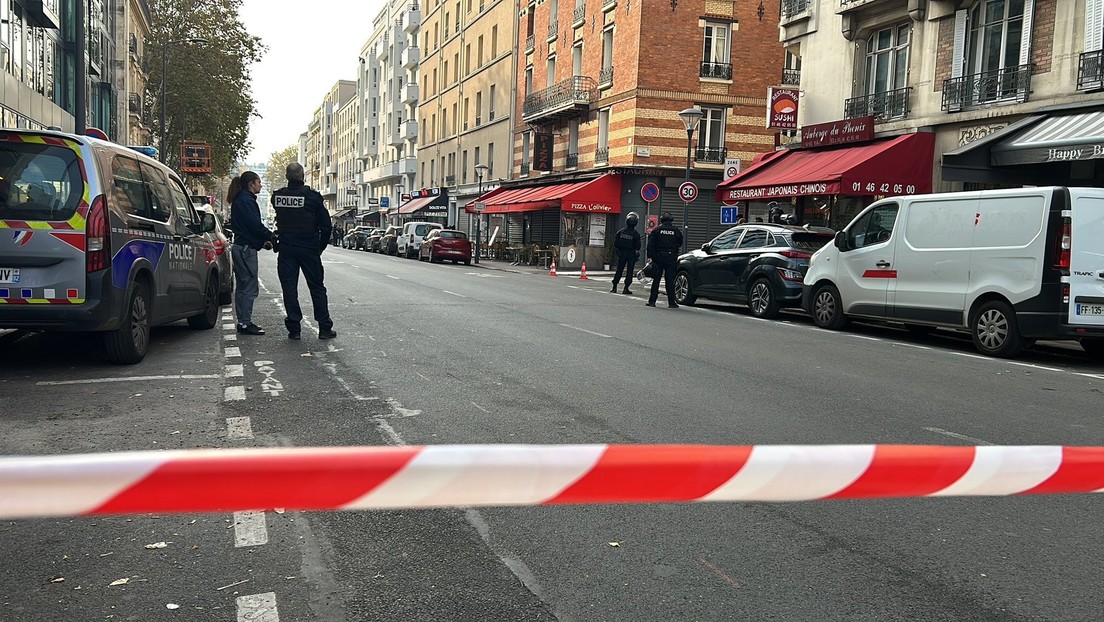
[660,212,674,222]
[626,211,639,227]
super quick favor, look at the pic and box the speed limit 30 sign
[678,181,698,202]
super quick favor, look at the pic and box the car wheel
[188,277,219,330]
[105,282,151,364]
[218,281,233,306]
[748,278,780,319]
[463,259,471,266]
[673,271,697,305]
[1080,337,1104,360]
[971,299,1023,358]
[811,284,849,330]
[428,249,437,262]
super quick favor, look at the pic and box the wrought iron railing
[700,62,732,80]
[547,20,559,39]
[782,68,801,85]
[1077,50,1103,91]
[128,93,142,115]
[573,5,585,25]
[523,76,597,118]
[781,0,810,19]
[598,66,613,88]
[566,153,578,168]
[489,110,495,121]
[942,64,1033,110]
[595,147,609,164]
[525,35,534,53]
[521,163,531,175]
[844,86,911,121]
[445,175,455,186]
[695,146,727,164]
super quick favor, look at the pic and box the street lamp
[678,107,704,253]
[474,163,489,265]
[160,37,208,162]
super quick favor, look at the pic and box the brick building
[470,0,784,267]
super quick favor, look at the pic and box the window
[463,97,469,129]
[522,132,531,169]
[547,56,556,87]
[525,66,533,96]
[847,204,899,249]
[465,44,471,74]
[452,102,458,134]
[492,26,498,57]
[489,85,496,120]
[475,92,483,125]
[444,59,450,84]
[444,12,450,37]
[947,1,1034,107]
[478,35,484,66]
[454,52,460,82]
[442,109,448,136]
[455,2,460,30]
[475,146,481,166]
[967,0,1028,77]
[710,228,742,250]
[601,27,614,72]
[139,163,173,222]
[597,108,610,150]
[573,41,583,76]
[567,120,579,168]
[737,229,769,249]
[866,24,909,96]
[488,143,494,176]
[695,107,726,162]
[462,150,469,183]
[702,22,730,65]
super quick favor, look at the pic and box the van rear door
[1067,189,1104,327]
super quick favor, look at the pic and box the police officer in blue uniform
[645,212,684,308]
[610,211,641,295]
[271,163,336,340]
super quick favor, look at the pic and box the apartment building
[317,80,357,211]
[355,0,420,226]
[416,0,517,229]
[335,96,360,216]
[717,0,1104,229]
[114,0,153,146]
[305,109,323,190]
[474,0,782,268]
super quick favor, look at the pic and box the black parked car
[673,224,835,318]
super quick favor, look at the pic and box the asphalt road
[1,245,1102,621]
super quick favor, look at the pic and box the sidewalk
[470,257,615,278]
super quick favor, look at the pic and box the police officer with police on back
[610,211,641,295]
[271,162,337,340]
[645,212,684,308]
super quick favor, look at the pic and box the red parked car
[419,229,472,265]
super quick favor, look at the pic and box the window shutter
[1018,0,1035,66]
[951,9,967,79]
[1088,0,1104,52]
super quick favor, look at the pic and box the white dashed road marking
[233,510,269,547]
[224,334,238,341]
[559,324,612,338]
[224,386,246,401]
[222,323,237,330]
[236,591,279,622]
[36,375,219,386]
[442,290,467,298]
[225,347,241,358]
[471,401,489,413]
[224,364,244,378]
[924,427,993,446]
[386,275,400,280]
[226,417,254,440]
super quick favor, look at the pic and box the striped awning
[991,110,1104,165]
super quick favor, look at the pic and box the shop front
[396,188,450,224]
[468,174,622,269]
[942,104,1104,188]
[715,121,936,230]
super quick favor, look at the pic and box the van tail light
[780,250,812,259]
[1056,220,1071,270]
[1062,283,1070,305]
[85,195,111,273]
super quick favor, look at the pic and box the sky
[239,0,386,166]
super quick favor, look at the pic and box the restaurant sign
[724,180,921,201]
[564,202,616,213]
[801,116,875,148]
[410,187,444,198]
[767,87,799,130]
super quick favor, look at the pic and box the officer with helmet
[645,212,684,308]
[271,162,337,340]
[610,211,642,295]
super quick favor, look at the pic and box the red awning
[397,196,437,214]
[467,174,622,214]
[715,133,935,202]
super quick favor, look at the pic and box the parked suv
[397,221,442,258]
[0,128,222,363]
[673,224,835,318]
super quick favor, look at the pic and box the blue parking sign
[380,196,390,208]
[721,207,739,224]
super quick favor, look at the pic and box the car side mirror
[200,212,216,233]
[834,230,849,251]
[701,243,711,253]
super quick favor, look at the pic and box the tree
[146,0,265,179]
[265,144,299,190]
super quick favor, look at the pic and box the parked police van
[0,128,222,364]
[803,187,1104,359]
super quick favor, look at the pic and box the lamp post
[677,107,704,253]
[160,37,208,162]
[474,164,489,265]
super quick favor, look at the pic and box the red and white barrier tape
[2,444,1103,519]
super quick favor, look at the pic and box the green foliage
[265,144,299,191]
[146,0,266,179]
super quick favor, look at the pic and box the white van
[397,221,441,259]
[803,187,1104,359]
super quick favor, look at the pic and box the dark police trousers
[277,237,332,334]
[648,257,678,305]
[612,253,637,290]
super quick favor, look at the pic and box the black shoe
[668,303,680,308]
[318,328,338,339]
[610,286,618,293]
[623,289,633,295]
[645,301,656,307]
[288,332,301,340]
[237,322,265,335]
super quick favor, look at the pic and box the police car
[0,128,223,364]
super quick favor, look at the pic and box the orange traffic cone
[579,261,589,280]
[549,259,558,276]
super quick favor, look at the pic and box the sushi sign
[767,87,799,130]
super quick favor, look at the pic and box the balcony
[942,64,1033,111]
[547,20,559,41]
[694,146,727,164]
[526,35,535,54]
[782,68,801,85]
[445,174,456,186]
[597,67,613,90]
[128,93,142,115]
[700,62,732,80]
[1078,50,1103,92]
[379,38,391,61]
[401,46,420,69]
[523,76,598,123]
[388,126,406,146]
[398,157,417,175]
[325,183,339,195]
[781,0,810,20]
[404,3,420,33]
[595,147,609,164]
[403,82,419,104]
[566,152,578,168]
[328,163,338,175]
[573,4,585,27]
[844,86,911,121]
[402,120,418,141]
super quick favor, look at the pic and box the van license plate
[1076,304,1104,316]
[0,268,20,283]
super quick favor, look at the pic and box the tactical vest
[272,186,316,234]
[654,226,681,253]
